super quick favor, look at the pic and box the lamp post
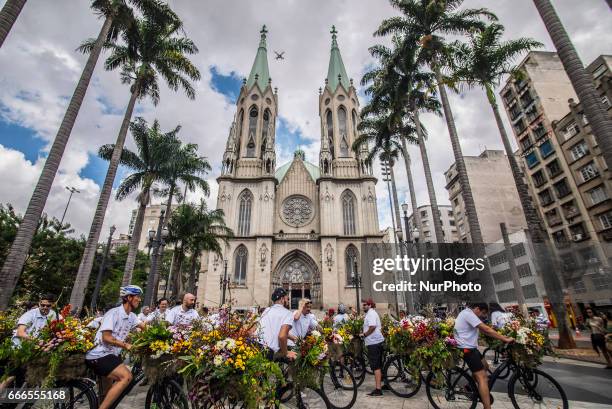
[401,203,422,314]
[60,186,80,225]
[351,259,361,315]
[144,210,168,307]
[90,225,115,312]
[220,259,229,305]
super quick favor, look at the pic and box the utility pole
[60,186,80,225]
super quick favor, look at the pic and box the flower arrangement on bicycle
[486,317,552,368]
[338,316,364,356]
[292,330,329,390]
[322,326,344,361]
[180,313,283,409]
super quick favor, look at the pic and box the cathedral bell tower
[222,25,278,178]
[318,26,371,179]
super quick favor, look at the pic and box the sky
[0,0,610,239]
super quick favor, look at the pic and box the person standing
[137,306,151,322]
[585,307,612,369]
[334,304,349,328]
[360,299,385,396]
[146,298,169,323]
[258,288,296,360]
[489,303,512,329]
[165,293,199,326]
[12,293,59,345]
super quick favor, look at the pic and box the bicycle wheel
[342,355,365,388]
[361,351,373,375]
[425,369,477,409]
[321,362,356,409]
[382,355,421,398]
[145,378,189,409]
[508,368,568,409]
[295,387,329,409]
[24,379,98,409]
[482,348,510,379]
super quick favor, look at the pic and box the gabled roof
[275,151,320,183]
[326,26,350,93]
[246,25,271,91]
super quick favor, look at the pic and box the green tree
[70,14,201,311]
[0,0,179,309]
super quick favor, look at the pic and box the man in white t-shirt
[360,299,385,396]
[12,293,59,346]
[137,306,151,322]
[85,285,146,409]
[165,293,199,326]
[455,303,513,409]
[146,298,170,323]
[291,298,319,340]
[333,304,349,328]
[258,288,297,360]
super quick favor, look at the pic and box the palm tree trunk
[0,16,113,310]
[122,189,149,286]
[533,0,612,170]
[170,246,184,300]
[434,65,497,301]
[488,89,575,348]
[0,0,27,48]
[414,109,445,243]
[69,82,140,311]
[399,138,421,240]
[389,163,402,241]
[187,252,199,294]
[162,183,175,228]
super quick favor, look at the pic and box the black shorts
[366,342,384,371]
[591,333,606,353]
[462,348,484,373]
[86,354,123,377]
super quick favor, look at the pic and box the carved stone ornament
[323,187,332,202]
[281,195,313,227]
[220,186,231,202]
[325,243,334,268]
[259,243,268,267]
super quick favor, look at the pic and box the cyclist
[12,293,59,346]
[85,285,146,409]
[333,304,349,328]
[258,288,296,360]
[360,299,385,396]
[455,303,513,409]
[146,298,169,323]
[165,293,199,326]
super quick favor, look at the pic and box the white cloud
[0,0,610,238]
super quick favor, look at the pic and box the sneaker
[381,384,390,391]
[367,389,383,396]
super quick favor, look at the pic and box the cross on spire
[330,25,338,39]
[260,25,268,38]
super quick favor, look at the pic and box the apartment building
[445,149,527,243]
[500,51,612,309]
[128,204,178,251]
[405,204,458,243]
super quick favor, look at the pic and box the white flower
[225,338,236,350]
[517,327,531,344]
[213,355,223,366]
[311,330,321,338]
[215,340,227,350]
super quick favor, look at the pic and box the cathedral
[197,26,383,310]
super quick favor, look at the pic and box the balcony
[510,105,522,121]
[275,232,319,241]
[520,92,535,108]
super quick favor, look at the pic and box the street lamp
[144,210,168,307]
[351,258,361,315]
[220,259,229,305]
[91,225,115,312]
[60,186,80,225]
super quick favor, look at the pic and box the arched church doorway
[271,250,321,309]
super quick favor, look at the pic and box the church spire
[246,25,271,90]
[326,26,350,92]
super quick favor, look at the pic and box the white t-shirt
[87,316,104,330]
[490,311,512,329]
[454,308,483,349]
[258,304,294,352]
[363,308,384,346]
[137,312,149,322]
[145,309,167,323]
[333,313,348,328]
[12,308,58,345]
[290,312,318,339]
[165,305,200,326]
[86,306,141,360]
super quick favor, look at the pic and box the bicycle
[425,345,569,409]
[482,346,510,379]
[382,354,422,398]
[321,359,357,409]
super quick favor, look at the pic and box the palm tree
[0,0,27,47]
[375,0,496,246]
[452,23,575,347]
[533,0,612,170]
[0,0,178,309]
[99,117,181,286]
[69,15,201,311]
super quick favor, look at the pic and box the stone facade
[197,27,383,310]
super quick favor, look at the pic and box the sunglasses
[39,303,52,308]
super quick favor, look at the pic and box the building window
[237,190,253,236]
[517,263,532,278]
[449,220,455,226]
[489,251,507,266]
[552,230,567,246]
[592,275,610,291]
[525,105,539,123]
[602,95,610,109]
[553,178,571,198]
[420,210,428,218]
[261,109,271,159]
[514,118,527,135]
[579,162,599,182]
[573,280,586,294]
[246,107,258,157]
[532,170,547,187]
[352,110,358,138]
[338,107,349,157]
[525,151,539,168]
[539,140,554,158]
[502,89,514,104]
[589,186,608,205]
[424,230,432,238]
[342,190,356,235]
[520,90,534,107]
[326,110,334,158]
[569,223,586,241]
[592,64,607,79]
[520,135,533,150]
[345,245,359,285]
[236,109,244,157]
[546,209,561,226]
[599,212,612,229]
[512,244,526,258]
[533,123,547,140]
[570,141,588,161]
[563,121,579,141]
[510,104,521,120]
[233,245,248,286]
[546,159,562,178]
[582,114,589,125]
[538,189,554,206]
[562,200,579,218]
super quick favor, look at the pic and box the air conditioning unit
[572,234,583,241]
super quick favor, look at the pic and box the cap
[271,287,288,302]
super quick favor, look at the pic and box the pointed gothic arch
[261,109,271,159]
[236,109,244,157]
[233,245,248,286]
[338,106,349,157]
[345,244,359,285]
[351,109,358,138]
[341,189,357,235]
[247,105,258,157]
[272,250,321,308]
[326,110,335,159]
[237,189,253,236]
